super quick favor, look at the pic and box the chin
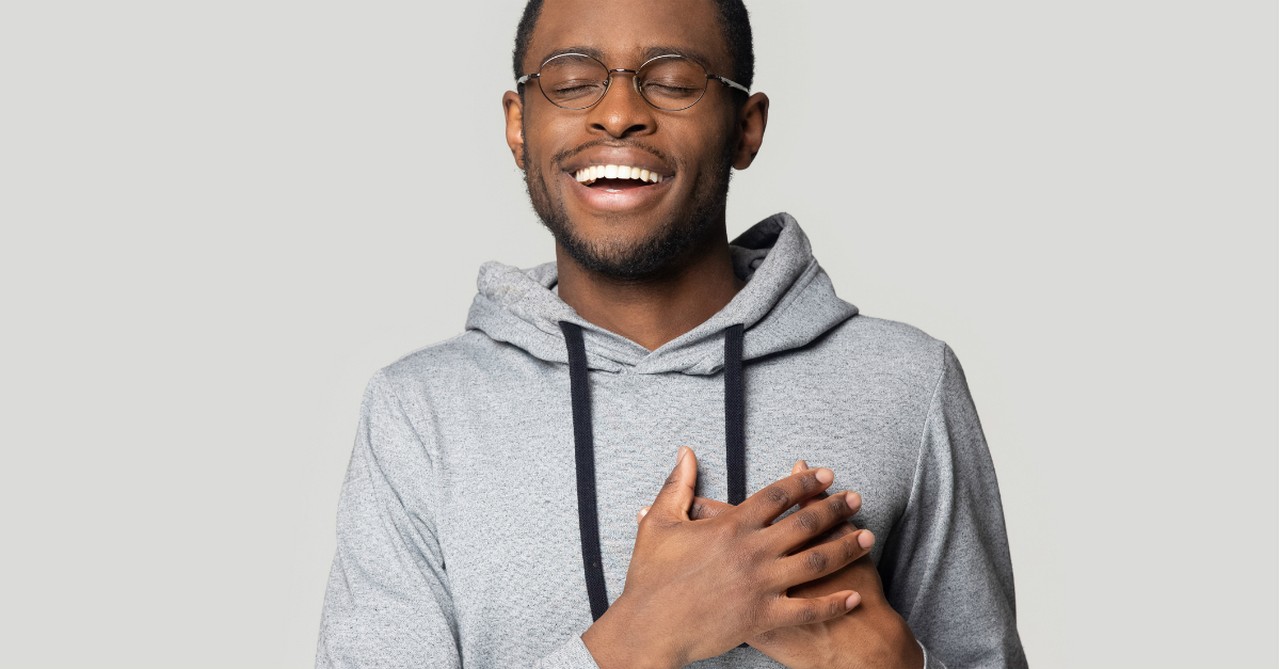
[547,210,709,280]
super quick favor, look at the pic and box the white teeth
[573,164,666,185]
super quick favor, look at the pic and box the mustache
[552,139,676,169]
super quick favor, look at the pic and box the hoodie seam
[374,369,445,552]
[898,341,949,529]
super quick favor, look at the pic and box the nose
[585,70,656,139]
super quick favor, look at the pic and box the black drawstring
[560,321,610,622]
[560,321,747,621]
[724,324,746,505]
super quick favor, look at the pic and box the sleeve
[315,371,601,669]
[878,345,1029,669]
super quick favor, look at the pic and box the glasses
[517,53,750,112]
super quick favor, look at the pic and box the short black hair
[512,0,755,91]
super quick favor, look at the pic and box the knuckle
[764,485,791,507]
[828,494,852,516]
[792,509,822,534]
[713,518,746,545]
[841,534,860,561]
[805,549,830,574]
[795,603,819,625]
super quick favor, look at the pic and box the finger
[792,459,831,511]
[738,467,834,527]
[770,589,862,628]
[688,496,733,521]
[778,528,876,584]
[651,446,699,519]
[768,491,859,551]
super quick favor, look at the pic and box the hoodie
[315,213,1028,669]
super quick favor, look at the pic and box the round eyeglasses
[516,53,750,112]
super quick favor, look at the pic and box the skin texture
[502,0,768,351]
[501,0,925,665]
[585,447,875,668]
[676,461,926,669]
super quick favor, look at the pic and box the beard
[523,139,734,281]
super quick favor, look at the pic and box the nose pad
[588,70,655,137]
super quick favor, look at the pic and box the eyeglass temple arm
[711,75,750,95]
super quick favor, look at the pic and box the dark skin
[502,0,924,666]
[651,461,925,669]
[503,0,755,351]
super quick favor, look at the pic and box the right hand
[581,446,874,669]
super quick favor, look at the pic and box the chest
[417,361,925,663]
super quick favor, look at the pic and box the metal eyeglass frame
[516,52,751,112]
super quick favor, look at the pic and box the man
[316,0,1027,667]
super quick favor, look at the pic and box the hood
[464,212,858,376]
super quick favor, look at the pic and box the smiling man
[315,1,1027,668]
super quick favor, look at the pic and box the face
[503,0,768,280]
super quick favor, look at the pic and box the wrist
[581,595,687,669]
[865,606,923,669]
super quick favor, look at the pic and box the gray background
[1,1,1275,667]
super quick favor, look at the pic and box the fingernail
[676,447,687,465]
[640,507,649,519]
[847,492,861,512]
[797,459,809,469]
[858,530,875,549]
[815,468,834,485]
[845,592,861,610]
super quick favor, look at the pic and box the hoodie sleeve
[315,371,601,669]
[879,345,1028,669]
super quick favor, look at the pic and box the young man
[316,1,1027,667]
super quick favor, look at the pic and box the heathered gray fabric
[316,213,1028,669]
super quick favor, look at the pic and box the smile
[573,164,666,187]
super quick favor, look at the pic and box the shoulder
[374,330,506,396]
[822,313,951,383]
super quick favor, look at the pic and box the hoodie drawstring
[558,321,747,622]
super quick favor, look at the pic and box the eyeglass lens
[537,55,709,111]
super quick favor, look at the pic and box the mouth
[572,164,666,192]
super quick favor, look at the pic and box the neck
[555,227,745,352]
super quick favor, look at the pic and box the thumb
[652,446,698,519]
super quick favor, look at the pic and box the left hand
[637,460,925,669]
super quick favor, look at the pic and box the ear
[731,92,769,170]
[502,90,526,170]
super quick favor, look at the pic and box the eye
[641,80,702,98]
[550,79,606,100]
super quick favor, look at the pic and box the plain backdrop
[1,1,1275,667]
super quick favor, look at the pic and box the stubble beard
[523,141,734,282]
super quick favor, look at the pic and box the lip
[561,169,671,213]
[560,147,675,179]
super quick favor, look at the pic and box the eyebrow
[533,45,716,70]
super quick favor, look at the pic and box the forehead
[525,0,728,70]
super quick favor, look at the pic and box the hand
[678,460,925,669]
[582,447,875,669]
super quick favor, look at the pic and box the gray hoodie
[316,213,1028,668]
